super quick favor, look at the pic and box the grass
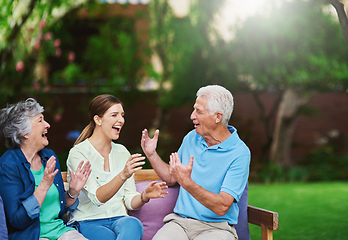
[248,182,348,240]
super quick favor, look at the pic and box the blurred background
[1,0,348,239]
[1,0,348,179]
[1,0,348,181]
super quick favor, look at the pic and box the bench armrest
[248,205,279,240]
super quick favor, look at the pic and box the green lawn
[248,182,348,240]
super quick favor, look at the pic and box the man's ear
[215,112,223,124]
[94,115,101,126]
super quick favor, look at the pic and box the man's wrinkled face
[190,96,216,137]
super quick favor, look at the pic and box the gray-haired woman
[0,98,91,240]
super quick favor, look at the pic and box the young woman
[0,98,91,240]
[66,94,168,240]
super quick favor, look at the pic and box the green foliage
[148,0,243,110]
[82,18,143,89]
[254,149,348,183]
[0,0,94,104]
[232,0,348,91]
[57,63,86,85]
[1,0,144,105]
[232,0,348,167]
[257,162,309,183]
[305,147,348,181]
[48,14,145,92]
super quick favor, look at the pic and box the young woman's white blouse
[66,139,139,223]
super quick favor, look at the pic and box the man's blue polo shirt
[174,125,250,225]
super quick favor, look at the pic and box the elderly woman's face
[25,113,50,150]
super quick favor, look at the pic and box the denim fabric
[78,216,143,240]
[0,196,8,240]
[0,148,76,240]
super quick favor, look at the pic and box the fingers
[45,156,57,175]
[141,128,159,144]
[73,161,91,177]
[141,129,149,146]
[85,168,92,179]
[81,161,91,175]
[43,157,58,187]
[129,154,146,169]
[123,154,146,178]
[76,160,84,172]
[153,129,159,141]
[145,181,168,198]
[158,182,168,193]
[169,152,179,173]
[156,181,168,197]
[170,153,193,168]
[188,156,194,170]
[148,181,167,189]
[52,168,59,177]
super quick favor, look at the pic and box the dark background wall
[1,91,347,172]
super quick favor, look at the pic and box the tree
[0,0,95,105]
[147,0,242,133]
[232,0,348,166]
[50,13,145,92]
[329,0,348,49]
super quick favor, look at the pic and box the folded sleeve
[122,175,139,210]
[0,164,39,230]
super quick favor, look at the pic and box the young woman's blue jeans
[77,216,143,240]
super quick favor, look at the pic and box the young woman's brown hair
[74,94,122,145]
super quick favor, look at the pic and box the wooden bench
[62,169,279,240]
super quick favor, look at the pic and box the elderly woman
[0,98,91,240]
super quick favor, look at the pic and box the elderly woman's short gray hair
[0,98,44,149]
[196,85,234,126]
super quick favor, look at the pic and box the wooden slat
[61,169,160,183]
[261,225,274,240]
[247,205,279,231]
[62,171,67,183]
[134,169,160,182]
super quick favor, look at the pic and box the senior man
[141,85,250,240]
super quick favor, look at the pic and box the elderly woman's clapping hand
[41,156,59,190]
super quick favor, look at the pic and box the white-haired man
[141,85,250,240]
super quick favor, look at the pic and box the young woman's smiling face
[98,103,125,141]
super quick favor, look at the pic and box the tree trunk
[329,0,348,49]
[252,91,282,161]
[270,88,308,167]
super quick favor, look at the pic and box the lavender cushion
[129,181,250,240]
[235,182,250,240]
[129,180,179,240]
